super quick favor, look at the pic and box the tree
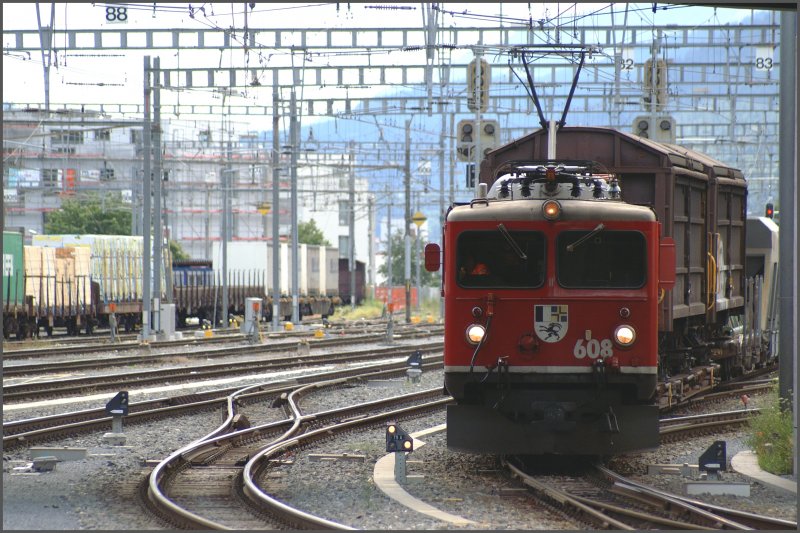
[45,193,132,235]
[378,229,440,287]
[298,219,331,245]
[169,240,190,261]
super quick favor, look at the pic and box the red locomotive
[425,126,773,455]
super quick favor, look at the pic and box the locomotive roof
[448,197,656,223]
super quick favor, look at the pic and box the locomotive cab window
[557,230,646,289]
[457,230,545,288]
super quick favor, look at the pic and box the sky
[2,2,768,116]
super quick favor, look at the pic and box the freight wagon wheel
[5,317,17,339]
[16,319,29,340]
[37,319,53,337]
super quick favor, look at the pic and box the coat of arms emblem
[534,305,568,343]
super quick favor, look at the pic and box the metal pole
[778,10,797,463]
[439,102,446,321]
[649,31,661,134]
[404,120,412,323]
[222,134,230,329]
[414,201,421,313]
[368,195,376,300]
[152,57,162,334]
[449,111,455,206]
[349,145,356,309]
[473,49,482,195]
[290,85,299,324]
[272,71,281,331]
[35,3,54,114]
[204,186,211,260]
[163,179,173,304]
[142,56,152,341]
[386,190,394,341]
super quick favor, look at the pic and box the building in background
[2,105,370,272]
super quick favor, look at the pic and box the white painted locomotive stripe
[444,365,657,374]
[373,423,478,527]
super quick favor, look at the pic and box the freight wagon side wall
[306,245,324,296]
[325,247,340,297]
[2,230,26,308]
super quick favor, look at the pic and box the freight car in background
[2,229,33,338]
[195,241,341,324]
[3,236,354,338]
[31,234,167,334]
[172,248,359,325]
[338,258,366,306]
[2,232,152,338]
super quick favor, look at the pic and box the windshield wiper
[566,223,605,252]
[497,224,527,260]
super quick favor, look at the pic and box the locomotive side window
[456,231,545,288]
[557,230,646,288]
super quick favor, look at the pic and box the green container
[2,230,25,307]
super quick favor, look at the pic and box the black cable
[468,314,492,373]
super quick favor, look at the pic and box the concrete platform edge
[730,450,797,497]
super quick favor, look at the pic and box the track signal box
[386,423,414,452]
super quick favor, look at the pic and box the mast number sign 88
[104,7,128,23]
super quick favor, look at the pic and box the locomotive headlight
[542,200,561,220]
[466,324,486,345]
[614,325,636,347]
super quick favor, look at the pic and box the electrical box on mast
[632,115,675,143]
[467,58,490,112]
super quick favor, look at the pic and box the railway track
[2,340,444,403]
[3,322,440,361]
[659,409,760,441]
[1,316,395,346]
[144,376,450,529]
[2,327,443,377]
[3,357,444,450]
[503,458,796,530]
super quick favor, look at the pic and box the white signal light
[387,425,396,434]
[542,200,561,220]
[614,325,636,347]
[466,324,486,345]
[403,440,412,450]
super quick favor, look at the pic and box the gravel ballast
[4,361,796,530]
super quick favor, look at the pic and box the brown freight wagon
[479,126,747,358]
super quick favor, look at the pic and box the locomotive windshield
[457,230,545,288]
[557,230,646,289]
